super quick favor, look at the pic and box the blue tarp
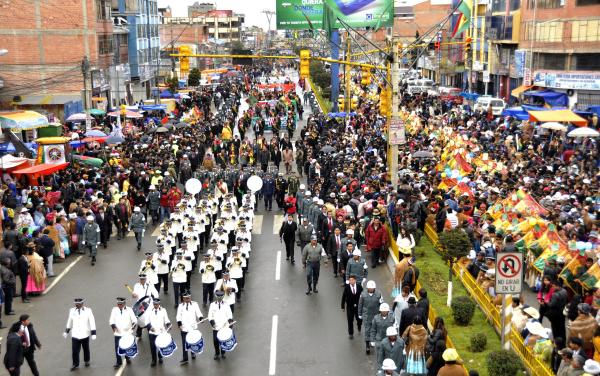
[588,106,600,116]
[160,90,174,98]
[0,142,37,153]
[459,92,480,101]
[327,112,357,118]
[501,107,530,120]
[523,90,569,108]
[140,105,167,112]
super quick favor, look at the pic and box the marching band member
[176,292,204,364]
[178,242,194,291]
[200,253,217,307]
[183,222,200,270]
[139,252,158,287]
[208,290,233,360]
[226,248,245,300]
[153,245,170,294]
[147,299,171,367]
[194,206,209,251]
[214,271,238,313]
[170,252,188,308]
[132,273,159,341]
[236,222,252,245]
[109,297,137,368]
[63,298,97,371]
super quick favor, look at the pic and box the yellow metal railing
[305,77,330,113]
[424,224,555,376]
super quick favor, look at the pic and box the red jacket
[285,197,297,214]
[365,222,388,251]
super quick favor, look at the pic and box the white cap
[299,184,306,190]
[86,215,95,221]
[379,303,390,311]
[317,199,324,205]
[305,191,311,196]
[352,250,361,257]
[385,326,398,336]
[366,280,376,289]
[134,207,140,212]
[164,171,170,176]
[312,197,319,202]
[382,359,396,371]
[149,184,156,190]
[346,229,354,235]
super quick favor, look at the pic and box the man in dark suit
[339,242,355,285]
[399,296,426,336]
[326,227,343,277]
[279,216,298,263]
[4,322,24,375]
[19,314,41,376]
[416,288,430,320]
[96,205,113,248]
[341,274,363,339]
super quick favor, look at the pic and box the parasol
[320,145,336,154]
[72,155,104,167]
[412,150,435,158]
[567,127,599,138]
[107,110,143,119]
[155,127,169,133]
[66,113,88,122]
[540,122,567,132]
[85,129,107,137]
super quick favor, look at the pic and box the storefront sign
[533,70,600,91]
[513,50,526,78]
[523,68,531,86]
[389,119,405,145]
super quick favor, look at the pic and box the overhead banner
[533,70,600,91]
[276,0,394,30]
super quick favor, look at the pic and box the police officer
[369,303,395,364]
[302,235,325,295]
[129,207,146,251]
[81,215,100,266]
[63,298,97,371]
[109,297,137,368]
[346,250,368,286]
[261,173,275,211]
[275,172,288,210]
[359,280,384,354]
[176,292,204,365]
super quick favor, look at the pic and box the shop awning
[511,85,533,98]
[0,155,32,171]
[12,162,69,177]
[528,109,588,127]
[0,111,48,131]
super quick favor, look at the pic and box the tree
[230,40,244,51]
[309,60,331,99]
[438,229,471,306]
[188,68,201,87]
[167,74,179,94]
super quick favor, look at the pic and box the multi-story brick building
[520,0,600,108]
[0,0,115,119]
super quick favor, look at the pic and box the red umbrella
[81,136,107,143]
[107,110,143,119]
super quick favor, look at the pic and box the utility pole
[344,33,351,118]
[390,40,401,188]
[81,56,91,132]
[262,10,275,50]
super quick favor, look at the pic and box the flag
[373,0,393,32]
[451,0,472,39]
[322,1,336,39]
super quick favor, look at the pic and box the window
[119,33,128,46]
[572,19,600,41]
[525,21,563,42]
[577,92,600,110]
[577,0,600,5]
[98,35,113,54]
[96,0,110,20]
[537,53,566,69]
[528,0,563,8]
[575,54,600,70]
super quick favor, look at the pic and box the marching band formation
[63,187,257,369]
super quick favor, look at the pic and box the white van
[475,96,506,116]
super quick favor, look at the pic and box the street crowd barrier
[423,224,555,376]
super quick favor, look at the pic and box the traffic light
[179,45,191,75]
[361,66,372,86]
[379,88,390,116]
[464,37,472,55]
[299,50,310,79]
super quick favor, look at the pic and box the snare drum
[185,330,204,354]
[155,333,177,358]
[216,327,237,352]
[117,334,138,358]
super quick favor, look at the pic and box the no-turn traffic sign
[495,252,523,294]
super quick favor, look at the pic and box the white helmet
[366,280,376,289]
[352,250,361,257]
[382,358,397,371]
[299,184,306,190]
[379,303,390,312]
[305,191,311,196]
[385,326,398,336]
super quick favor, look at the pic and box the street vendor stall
[0,154,33,171]
[528,109,588,126]
[12,162,69,185]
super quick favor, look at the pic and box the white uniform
[132,282,159,303]
[207,301,233,331]
[148,306,171,335]
[176,301,204,332]
[199,260,217,284]
[170,260,188,283]
[109,306,137,336]
[139,259,158,285]
[214,278,238,306]
[226,256,245,278]
[153,251,170,275]
[179,248,194,271]
[65,306,97,339]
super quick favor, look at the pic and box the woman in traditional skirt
[55,216,70,258]
[402,315,428,375]
[25,249,46,295]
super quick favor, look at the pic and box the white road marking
[272,214,284,235]
[114,362,126,376]
[151,225,162,237]
[252,214,263,234]
[126,231,135,237]
[269,315,279,375]
[275,251,281,281]
[42,256,83,295]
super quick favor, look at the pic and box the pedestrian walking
[279,215,297,263]
[365,216,388,268]
[370,303,396,366]
[146,185,161,225]
[4,322,24,376]
[176,291,203,364]
[0,258,15,316]
[346,250,368,286]
[81,215,100,266]
[63,298,97,371]
[129,207,146,251]
[302,235,324,295]
[19,314,41,376]
[341,275,363,339]
[377,326,405,372]
[359,280,384,354]
[109,297,137,368]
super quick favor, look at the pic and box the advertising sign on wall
[276,0,393,30]
[533,70,600,91]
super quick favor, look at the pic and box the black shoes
[84,362,90,367]
[70,366,78,371]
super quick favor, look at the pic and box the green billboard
[276,0,394,30]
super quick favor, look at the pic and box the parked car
[438,87,463,104]
[475,96,506,116]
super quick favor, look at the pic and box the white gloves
[337,259,340,263]
[81,241,86,245]
[62,332,68,339]
[370,342,375,346]
[97,242,100,245]
[91,335,97,340]
[358,316,362,320]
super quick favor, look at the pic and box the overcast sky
[158,0,277,30]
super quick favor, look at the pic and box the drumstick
[124,284,133,294]
[229,320,237,327]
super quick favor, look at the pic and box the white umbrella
[541,122,567,132]
[568,127,600,138]
[66,113,87,122]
